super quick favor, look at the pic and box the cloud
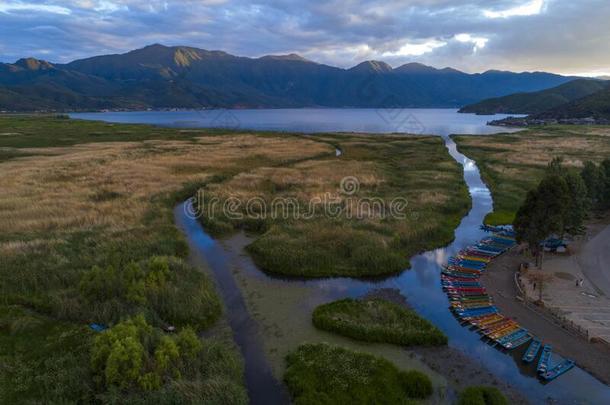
[483,0,545,19]
[454,33,488,52]
[0,1,72,15]
[0,0,608,76]
[382,40,447,57]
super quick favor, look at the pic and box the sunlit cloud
[454,33,489,52]
[382,40,447,57]
[0,1,72,15]
[483,0,545,19]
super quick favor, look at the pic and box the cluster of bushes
[458,386,508,405]
[515,158,610,262]
[312,298,447,346]
[79,256,221,329]
[91,314,247,403]
[284,343,433,404]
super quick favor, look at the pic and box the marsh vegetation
[0,115,332,402]
[284,343,433,404]
[199,133,470,277]
[312,298,447,346]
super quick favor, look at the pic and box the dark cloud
[0,0,607,75]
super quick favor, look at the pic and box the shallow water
[86,109,610,403]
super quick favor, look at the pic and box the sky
[0,0,609,76]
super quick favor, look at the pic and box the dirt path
[482,251,610,386]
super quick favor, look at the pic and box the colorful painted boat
[537,345,553,374]
[522,339,542,363]
[503,334,532,350]
[541,359,575,381]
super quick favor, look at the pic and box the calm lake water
[77,109,609,403]
[71,108,520,136]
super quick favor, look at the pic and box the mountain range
[0,44,578,111]
[458,79,608,115]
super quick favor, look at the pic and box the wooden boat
[522,339,542,363]
[458,255,491,263]
[480,318,515,333]
[541,359,575,381]
[503,334,532,350]
[537,345,552,374]
[494,328,526,342]
[456,307,498,318]
[470,314,504,327]
[487,325,521,340]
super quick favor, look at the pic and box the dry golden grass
[0,134,332,251]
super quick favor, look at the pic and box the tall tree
[601,158,610,208]
[536,174,570,235]
[562,171,588,234]
[514,174,570,268]
[581,161,604,206]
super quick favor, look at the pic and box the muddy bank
[366,288,529,404]
[413,346,529,404]
[482,250,610,386]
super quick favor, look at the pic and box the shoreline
[482,250,610,386]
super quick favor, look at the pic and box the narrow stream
[175,136,610,404]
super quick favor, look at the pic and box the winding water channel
[75,110,610,403]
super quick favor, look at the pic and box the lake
[70,108,520,136]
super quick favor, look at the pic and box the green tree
[92,316,148,389]
[104,337,144,389]
[581,161,605,206]
[537,174,570,235]
[602,158,610,208]
[514,174,570,268]
[562,171,588,233]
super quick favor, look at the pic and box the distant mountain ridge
[459,79,607,115]
[0,43,578,111]
[534,85,610,120]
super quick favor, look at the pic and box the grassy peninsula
[453,126,610,224]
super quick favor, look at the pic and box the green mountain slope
[535,85,610,119]
[459,79,607,114]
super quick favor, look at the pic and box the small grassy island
[458,386,508,405]
[284,343,433,404]
[312,297,447,346]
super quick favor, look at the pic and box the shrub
[458,386,508,405]
[312,298,447,346]
[400,370,433,399]
[79,257,221,328]
[284,343,432,404]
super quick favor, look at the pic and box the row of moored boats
[442,225,574,382]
